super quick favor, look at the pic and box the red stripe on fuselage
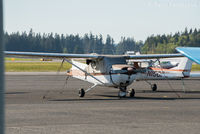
[150,67,190,72]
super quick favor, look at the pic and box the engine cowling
[109,65,136,87]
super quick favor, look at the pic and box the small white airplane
[4,47,200,98]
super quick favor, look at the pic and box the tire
[151,84,157,91]
[118,90,126,98]
[129,89,135,97]
[79,88,85,97]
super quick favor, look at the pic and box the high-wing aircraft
[4,47,200,98]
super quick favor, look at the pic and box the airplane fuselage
[68,57,192,88]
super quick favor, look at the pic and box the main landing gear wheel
[151,84,157,92]
[79,88,85,97]
[129,88,135,97]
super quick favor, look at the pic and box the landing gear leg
[78,84,97,98]
[118,87,127,98]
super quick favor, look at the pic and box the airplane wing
[5,51,184,59]
[176,47,200,64]
[126,53,183,59]
[7,47,200,60]
[4,51,100,59]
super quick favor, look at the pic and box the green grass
[5,62,71,72]
[191,64,200,71]
[5,57,40,61]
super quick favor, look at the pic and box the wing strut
[157,58,181,98]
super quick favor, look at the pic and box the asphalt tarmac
[5,73,200,134]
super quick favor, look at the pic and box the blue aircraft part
[176,47,200,64]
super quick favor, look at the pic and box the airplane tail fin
[172,57,193,77]
[175,47,200,77]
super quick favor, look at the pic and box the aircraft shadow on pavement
[49,98,118,102]
[133,96,200,100]
[96,94,200,100]
[5,92,29,95]
[136,90,200,94]
[48,93,200,102]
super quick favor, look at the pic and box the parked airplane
[5,47,200,98]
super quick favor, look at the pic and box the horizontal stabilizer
[190,72,200,78]
[176,47,200,64]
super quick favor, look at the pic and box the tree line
[4,29,142,54]
[142,28,200,54]
[4,28,200,54]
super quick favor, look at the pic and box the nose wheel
[118,87,127,98]
[118,91,126,98]
[79,88,85,97]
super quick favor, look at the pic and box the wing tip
[176,47,200,64]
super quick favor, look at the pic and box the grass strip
[5,62,71,72]
[191,64,200,71]
[5,57,40,61]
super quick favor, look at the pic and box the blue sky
[4,0,200,43]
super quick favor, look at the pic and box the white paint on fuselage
[70,58,191,88]
[72,73,135,87]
